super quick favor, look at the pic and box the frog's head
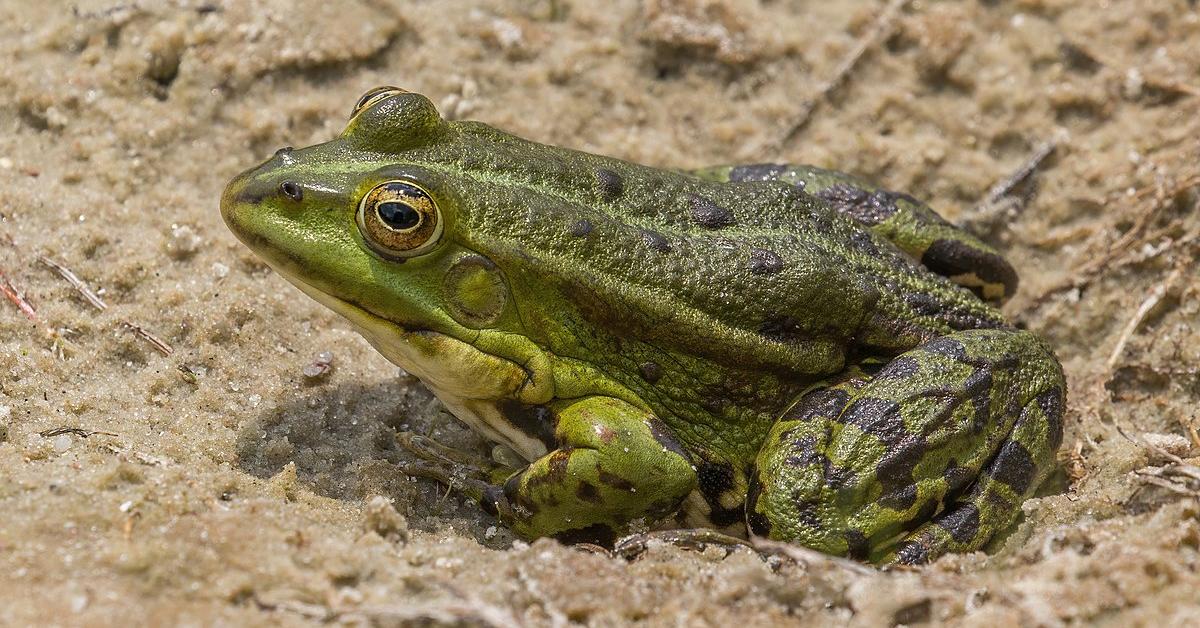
[221,88,561,460]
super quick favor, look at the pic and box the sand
[1,0,1198,625]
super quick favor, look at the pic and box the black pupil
[377,201,421,230]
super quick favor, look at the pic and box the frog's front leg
[476,396,697,544]
[749,328,1065,564]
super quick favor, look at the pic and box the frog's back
[408,121,1008,377]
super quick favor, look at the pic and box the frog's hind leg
[693,164,1018,305]
[886,389,1064,565]
[747,328,1065,564]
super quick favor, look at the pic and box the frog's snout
[220,167,285,244]
[219,169,253,234]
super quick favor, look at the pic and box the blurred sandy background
[1,0,1199,625]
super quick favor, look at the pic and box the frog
[221,87,1065,564]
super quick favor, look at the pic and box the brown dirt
[1,0,1198,625]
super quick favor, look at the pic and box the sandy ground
[1,0,1199,625]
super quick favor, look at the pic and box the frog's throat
[274,272,553,462]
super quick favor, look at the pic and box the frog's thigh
[749,329,1065,564]
[487,396,697,545]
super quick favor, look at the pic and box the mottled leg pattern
[748,329,1065,564]
[887,378,1064,564]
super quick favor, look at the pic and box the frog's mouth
[272,269,554,462]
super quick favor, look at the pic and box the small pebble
[303,352,334,378]
[362,495,409,543]
[1142,432,1193,457]
[166,224,202,259]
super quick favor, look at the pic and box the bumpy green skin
[221,89,1066,563]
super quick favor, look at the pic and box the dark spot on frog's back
[849,230,880,255]
[747,248,784,275]
[815,184,903,226]
[641,229,671,252]
[595,168,624,201]
[895,540,930,564]
[546,449,573,479]
[729,163,786,182]
[696,458,735,498]
[878,482,918,511]
[503,475,540,514]
[785,387,851,423]
[568,219,593,237]
[922,336,968,361]
[638,361,662,384]
[789,495,822,528]
[688,194,735,229]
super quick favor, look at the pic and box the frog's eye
[350,86,408,119]
[357,180,443,259]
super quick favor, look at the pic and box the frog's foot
[749,328,1065,565]
[612,528,754,560]
[488,396,697,546]
[399,399,697,547]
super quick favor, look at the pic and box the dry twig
[38,426,118,438]
[1118,424,1200,499]
[0,269,39,321]
[778,0,909,146]
[121,321,174,356]
[1106,266,1181,368]
[1033,173,1200,305]
[973,140,1059,213]
[38,255,108,311]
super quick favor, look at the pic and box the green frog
[221,87,1065,564]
